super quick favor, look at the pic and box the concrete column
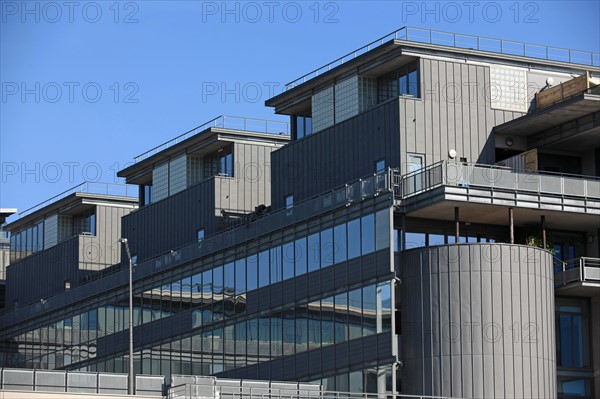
[509,208,514,244]
[454,207,460,242]
[541,215,547,249]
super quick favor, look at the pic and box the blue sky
[1,1,599,222]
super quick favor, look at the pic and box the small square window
[197,229,205,242]
[65,280,71,290]
[285,195,294,209]
[131,255,138,266]
[376,159,386,174]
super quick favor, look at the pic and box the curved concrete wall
[401,243,556,399]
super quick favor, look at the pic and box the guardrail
[170,384,455,399]
[134,116,290,163]
[393,161,600,199]
[284,26,600,90]
[555,257,600,288]
[0,368,163,396]
[18,182,138,219]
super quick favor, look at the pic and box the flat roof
[5,183,138,232]
[266,26,600,113]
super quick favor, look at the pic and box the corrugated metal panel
[401,243,556,398]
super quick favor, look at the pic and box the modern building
[0,27,599,399]
[0,208,18,310]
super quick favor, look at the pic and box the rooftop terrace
[284,26,600,91]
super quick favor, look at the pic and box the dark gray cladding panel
[271,99,402,210]
[400,243,556,399]
[5,236,79,307]
[121,178,218,264]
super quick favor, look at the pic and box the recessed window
[64,280,71,290]
[295,115,313,140]
[285,195,294,209]
[378,61,420,102]
[197,229,205,242]
[131,255,138,267]
[376,159,386,174]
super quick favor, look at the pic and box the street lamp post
[119,238,135,395]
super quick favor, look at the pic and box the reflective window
[377,282,392,333]
[294,237,307,276]
[282,242,295,280]
[197,229,205,242]
[333,223,347,263]
[235,259,245,295]
[347,219,361,260]
[376,159,386,174]
[405,232,425,249]
[285,195,294,209]
[361,214,375,255]
[320,228,334,268]
[307,233,320,272]
[224,262,234,295]
[362,285,376,336]
[375,209,390,251]
[258,250,270,288]
[246,254,258,291]
[557,298,590,369]
[295,115,313,140]
[213,266,223,294]
[270,246,282,284]
[334,292,348,344]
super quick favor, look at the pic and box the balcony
[390,161,600,231]
[555,257,600,296]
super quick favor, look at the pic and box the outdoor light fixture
[505,137,514,147]
[448,149,457,159]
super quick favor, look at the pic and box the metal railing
[18,182,138,219]
[134,116,290,163]
[284,26,600,90]
[393,161,600,200]
[170,384,454,399]
[0,368,163,396]
[555,257,600,288]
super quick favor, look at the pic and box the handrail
[554,256,600,288]
[284,26,600,90]
[133,115,290,163]
[394,160,600,199]
[170,383,453,399]
[17,182,138,219]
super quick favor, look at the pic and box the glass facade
[1,206,394,392]
[10,221,44,261]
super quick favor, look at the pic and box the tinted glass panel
[270,246,282,283]
[361,214,375,255]
[333,223,347,263]
[282,242,295,280]
[321,228,334,268]
[294,237,307,276]
[235,259,245,295]
[375,209,390,251]
[246,254,258,291]
[347,219,361,260]
[307,233,320,272]
[258,250,269,288]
